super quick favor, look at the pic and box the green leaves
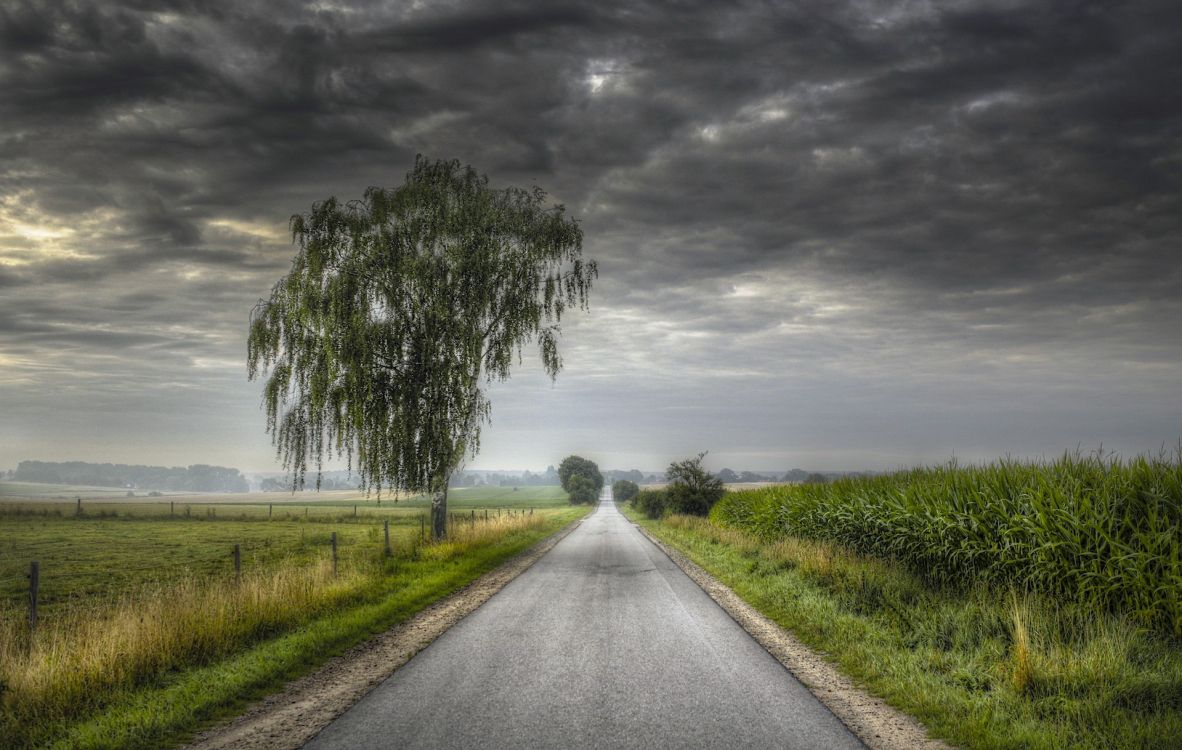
[711,451,1182,636]
[612,479,640,504]
[248,157,596,498]
[665,452,725,516]
[558,455,602,504]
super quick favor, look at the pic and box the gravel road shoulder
[634,524,955,750]
[182,519,584,750]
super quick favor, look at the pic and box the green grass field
[0,486,584,749]
[0,485,567,614]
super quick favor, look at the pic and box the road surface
[304,489,864,749]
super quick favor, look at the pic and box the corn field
[710,451,1182,636]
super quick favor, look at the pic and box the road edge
[182,517,586,750]
[633,523,955,750]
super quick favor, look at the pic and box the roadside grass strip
[628,508,1182,750]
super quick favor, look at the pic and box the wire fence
[1,505,540,632]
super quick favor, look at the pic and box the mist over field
[2,1,1180,474]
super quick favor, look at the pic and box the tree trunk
[431,484,448,541]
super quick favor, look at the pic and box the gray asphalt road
[304,489,864,749]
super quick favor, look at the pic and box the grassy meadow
[626,452,1182,749]
[0,484,583,749]
[0,484,567,610]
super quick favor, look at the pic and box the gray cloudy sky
[1,0,1180,475]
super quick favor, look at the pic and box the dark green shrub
[633,489,668,519]
[665,453,725,516]
[567,474,598,504]
[612,479,639,503]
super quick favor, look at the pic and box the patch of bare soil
[182,519,584,750]
[635,525,955,750]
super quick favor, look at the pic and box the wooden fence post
[76,497,81,516]
[471,510,475,525]
[383,519,391,557]
[269,503,273,519]
[170,501,175,517]
[28,561,39,632]
[331,532,338,577]
[233,544,241,584]
[420,514,425,540]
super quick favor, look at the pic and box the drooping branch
[247,156,594,501]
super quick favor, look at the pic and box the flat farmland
[0,485,568,614]
[0,481,176,500]
[0,481,565,506]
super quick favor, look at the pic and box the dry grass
[420,511,549,562]
[0,558,368,731]
[0,509,558,744]
[1010,592,1033,694]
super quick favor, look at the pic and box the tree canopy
[611,479,640,503]
[567,474,599,505]
[247,156,596,537]
[558,454,603,504]
[665,452,725,516]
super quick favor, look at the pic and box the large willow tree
[247,157,595,539]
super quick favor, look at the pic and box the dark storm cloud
[1,0,1180,470]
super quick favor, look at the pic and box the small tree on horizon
[558,455,603,504]
[558,455,602,490]
[666,452,725,516]
[247,156,596,540]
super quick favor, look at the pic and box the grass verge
[1,507,589,749]
[624,505,1182,750]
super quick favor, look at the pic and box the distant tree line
[718,468,779,483]
[258,475,355,492]
[490,466,562,487]
[611,479,639,504]
[719,468,843,484]
[604,468,663,484]
[15,460,249,493]
[781,468,832,483]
